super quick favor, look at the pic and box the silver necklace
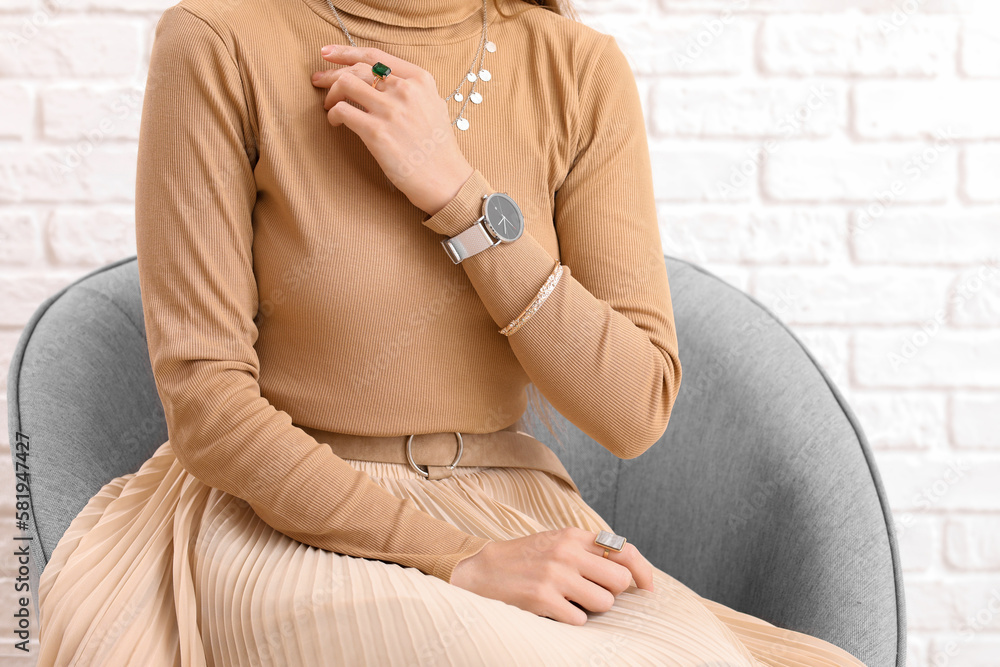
[323,0,496,131]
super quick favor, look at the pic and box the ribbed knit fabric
[134,0,681,586]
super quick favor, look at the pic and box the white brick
[78,0,177,11]
[0,2,36,12]
[0,273,80,327]
[880,453,986,510]
[0,18,141,78]
[0,83,32,139]
[0,146,137,203]
[906,639,926,667]
[855,82,1000,139]
[945,517,1000,569]
[608,15,754,76]
[851,390,945,449]
[905,577,1000,631]
[855,330,1000,388]
[660,0,1000,11]
[961,16,1000,77]
[764,142,956,203]
[48,207,136,266]
[962,145,1000,202]
[0,211,40,265]
[929,636,1000,667]
[890,513,936,571]
[851,211,1000,263]
[40,85,143,141]
[761,14,957,77]
[650,81,843,138]
[656,206,845,263]
[650,146,756,201]
[949,261,1000,326]
[754,268,953,324]
[952,393,1000,448]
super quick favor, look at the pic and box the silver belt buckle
[406,432,464,477]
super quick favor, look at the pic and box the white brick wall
[0,0,997,663]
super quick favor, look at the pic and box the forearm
[157,359,493,583]
[421,169,682,459]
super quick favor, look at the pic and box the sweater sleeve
[421,35,682,460]
[135,5,491,585]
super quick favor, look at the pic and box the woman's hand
[449,526,656,626]
[311,44,474,217]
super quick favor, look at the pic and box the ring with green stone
[371,62,391,89]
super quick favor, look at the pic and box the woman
[36,0,869,664]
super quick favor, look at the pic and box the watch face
[484,193,525,242]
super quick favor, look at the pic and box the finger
[323,72,384,113]
[585,531,654,592]
[320,43,423,79]
[327,98,375,133]
[561,572,617,615]
[576,551,635,597]
[616,543,655,592]
[311,62,368,89]
[538,595,588,627]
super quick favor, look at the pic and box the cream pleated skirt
[37,440,867,667]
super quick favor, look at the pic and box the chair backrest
[526,257,905,667]
[7,255,903,667]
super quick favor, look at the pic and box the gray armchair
[7,254,904,666]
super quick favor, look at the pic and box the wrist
[421,168,495,238]
[423,162,475,218]
[449,540,493,588]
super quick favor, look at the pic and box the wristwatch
[441,191,525,264]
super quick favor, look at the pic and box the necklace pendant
[456,117,470,131]
[466,72,477,82]
[478,69,491,81]
[469,92,482,104]
[454,92,464,102]
[485,41,496,53]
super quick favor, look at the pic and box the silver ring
[406,432,463,477]
[595,530,627,554]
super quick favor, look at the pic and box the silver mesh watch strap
[441,221,500,264]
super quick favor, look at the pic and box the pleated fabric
[37,442,866,667]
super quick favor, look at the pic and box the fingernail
[321,45,333,55]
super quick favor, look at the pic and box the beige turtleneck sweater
[135,0,682,584]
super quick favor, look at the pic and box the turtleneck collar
[324,0,486,29]
[303,0,501,46]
